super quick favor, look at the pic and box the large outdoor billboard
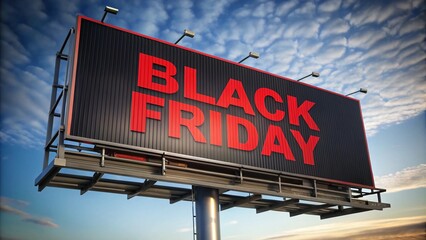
[66,16,374,187]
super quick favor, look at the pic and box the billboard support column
[194,186,221,240]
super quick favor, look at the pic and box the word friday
[131,53,320,165]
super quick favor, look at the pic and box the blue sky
[1,0,425,239]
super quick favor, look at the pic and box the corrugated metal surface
[67,16,374,187]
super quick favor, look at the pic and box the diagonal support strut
[127,179,157,200]
[80,172,104,195]
[256,199,299,214]
[170,191,192,204]
[221,194,262,211]
[290,204,334,217]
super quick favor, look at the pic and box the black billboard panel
[67,16,374,187]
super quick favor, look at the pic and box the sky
[0,0,425,239]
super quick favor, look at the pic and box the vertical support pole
[100,148,105,167]
[348,187,353,203]
[194,187,221,240]
[43,53,62,169]
[43,28,74,169]
[313,180,317,197]
[162,153,166,175]
[278,175,282,193]
[191,187,196,240]
[57,27,75,160]
[58,56,70,160]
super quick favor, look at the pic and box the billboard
[66,16,374,188]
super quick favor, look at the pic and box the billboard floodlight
[346,88,368,96]
[297,72,320,81]
[175,29,195,44]
[238,51,260,63]
[101,6,119,23]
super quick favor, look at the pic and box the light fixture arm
[297,74,310,82]
[175,29,195,44]
[238,51,259,63]
[101,12,108,23]
[346,88,368,96]
[238,56,250,63]
[297,72,320,81]
[174,35,185,44]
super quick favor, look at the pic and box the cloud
[398,11,425,36]
[0,66,50,148]
[23,218,59,228]
[297,40,324,57]
[284,20,320,39]
[345,3,403,27]
[262,215,426,240]
[1,0,48,24]
[375,164,426,193]
[347,27,387,49]
[275,1,299,16]
[129,1,169,37]
[167,0,235,41]
[177,227,192,233]
[359,61,426,136]
[0,197,29,208]
[289,1,316,17]
[227,220,238,225]
[318,0,342,13]
[0,0,65,149]
[314,45,346,64]
[320,18,350,39]
[252,1,275,18]
[0,204,29,217]
[0,197,59,228]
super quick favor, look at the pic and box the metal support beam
[313,180,318,197]
[80,172,104,195]
[35,158,66,191]
[100,148,105,167]
[49,90,64,115]
[170,191,192,204]
[57,125,66,159]
[43,28,74,170]
[256,199,299,214]
[162,152,166,175]
[194,187,221,240]
[45,130,59,151]
[127,179,157,199]
[290,204,334,217]
[59,28,74,54]
[221,194,262,211]
[43,55,61,169]
[320,207,370,220]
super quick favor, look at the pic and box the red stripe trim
[358,101,376,187]
[66,16,82,135]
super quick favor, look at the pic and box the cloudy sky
[1,0,425,239]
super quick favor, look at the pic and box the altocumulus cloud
[375,164,426,193]
[0,197,59,228]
